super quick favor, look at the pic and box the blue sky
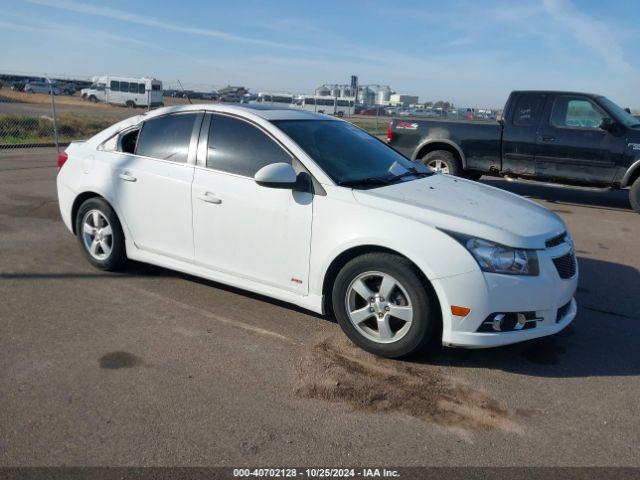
[2,0,639,108]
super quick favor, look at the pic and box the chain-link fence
[0,85,60,151]
[0,78,136,152]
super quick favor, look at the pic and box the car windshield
[597,96,640,128]
[274,120,428,187]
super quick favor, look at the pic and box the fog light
[478,311,541,332]
[492,313,505,331]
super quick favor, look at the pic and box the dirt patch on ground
[293,334,521,433]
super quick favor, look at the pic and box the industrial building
[389,94,419,107]
[314,83,417,107]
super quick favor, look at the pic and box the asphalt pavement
[1,149,639,467]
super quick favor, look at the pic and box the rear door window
[206,114,291,176]
[136,113,197,163]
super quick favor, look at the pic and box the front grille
[546,232,567,248]
[556,301,572,323]
[552,253,577,279]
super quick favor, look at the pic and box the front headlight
[445,232,539,276]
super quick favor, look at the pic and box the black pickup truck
[387,90,640,213]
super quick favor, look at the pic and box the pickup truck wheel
[630,178,640,214]
[332,253,438,359]
[421,150,460,176]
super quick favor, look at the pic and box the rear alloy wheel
[76,198,127,271]
[630,177,640,213]
[332,253,438,358]
[421,150,460,176]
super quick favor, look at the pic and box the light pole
[46,77,59,153]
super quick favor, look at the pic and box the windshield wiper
[337,177,390,188]
[387,167,431,183]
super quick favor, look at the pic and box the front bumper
[432,244,578,348]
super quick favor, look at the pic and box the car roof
[142,103,338,122]
[512,90,601,99]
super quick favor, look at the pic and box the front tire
[420,150,460,176]
[126,100,136,108]
[630,178,640,214]
[332,253,439,359]
[75,198,127,271]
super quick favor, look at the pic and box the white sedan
[56,104,578,358]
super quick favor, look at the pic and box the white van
[81,76,163,108]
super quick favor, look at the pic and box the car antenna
[177,79,192,105]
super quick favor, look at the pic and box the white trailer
[81,76,163,108]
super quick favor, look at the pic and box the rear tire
[89,95,98,103]
[420,150,460,176]
[126,100,136,108]
[75,198,127,271]
[331,253,439,359]
[630,178,640,213]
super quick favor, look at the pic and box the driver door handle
[540,135,555,142]
[198,192,222,204]
[119,171,137,182]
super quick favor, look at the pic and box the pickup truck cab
[388,90,640,213]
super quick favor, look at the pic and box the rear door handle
[198,192,222,204]
[119,171,137,182]
[540,136,555,142]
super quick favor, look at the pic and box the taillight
[386,122,393,143]
[57,151,68,170]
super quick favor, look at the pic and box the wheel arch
[412,139,466,169]
[621,158,640,188]
[70,191,118,235]
[321,245,442,328]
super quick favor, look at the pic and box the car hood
[352,174,565,249]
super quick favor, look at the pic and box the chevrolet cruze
[56,104,578,358]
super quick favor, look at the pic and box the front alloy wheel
[346,271,414,344]
[332,253,439,358]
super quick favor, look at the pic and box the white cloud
[541,0,631,72]
[24,0,326,53]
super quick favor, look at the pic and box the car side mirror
[599,117,615,132]
[254,162,298,189]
